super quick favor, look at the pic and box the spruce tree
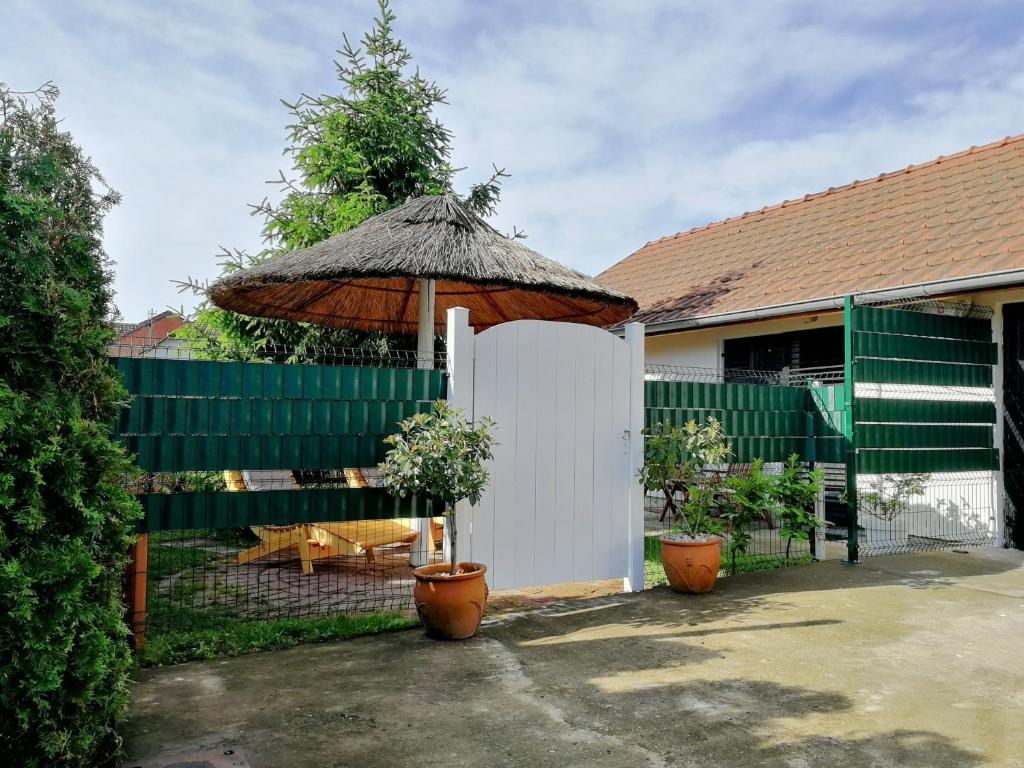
[178,0,506,359]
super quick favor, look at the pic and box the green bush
[0,84,141,767]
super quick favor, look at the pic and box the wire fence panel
[642,365,846,585]
[849,299,1000,557]
[112,341,448,644]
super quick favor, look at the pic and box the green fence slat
[855,398,997,424]
[858,423,993,450]
[855,358,992,387]
[249,399,271,433]
[853,331,997,365]
[851,305,991,341]
[135,488,441,531]
[813,438,846,463]
[360,368,379,400]
[183,400,202,434]
[857,448,999,473]
[302,365,324,399]
[242,363,264,397]
[283,365,304,398]
[340,367,360,399]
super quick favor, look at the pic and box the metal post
[843,295,859,563]
[992,302,1006,547]
[813,475,828,561]
[409,279,438,566]
[126,533,148,651]
[444,307,475,566]
[625,322,646,591]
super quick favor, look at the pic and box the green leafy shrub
[639,417,732,538]
[379,400,495,575]
[0,84,141,767]
[775,454,824,557]
[859,473,930,522]
[723,458,775,573]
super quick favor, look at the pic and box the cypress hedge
[0,83,141,767]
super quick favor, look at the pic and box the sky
[5,0,1024,322]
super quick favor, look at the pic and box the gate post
[444,307,475,565]
[625,322,646,592]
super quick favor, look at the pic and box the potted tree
[380,400,496,640]
[640,417,731,593]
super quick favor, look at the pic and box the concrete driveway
[124,549,1024,768]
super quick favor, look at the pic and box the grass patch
[148,542,216,580]
[140,612,419,667]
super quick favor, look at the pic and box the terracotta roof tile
[598,134,1024,325]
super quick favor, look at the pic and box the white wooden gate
[445,310,645,592]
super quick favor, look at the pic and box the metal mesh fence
[113,338,448,646]
[109,336,447,369]
[642,364,836,585]
[846,298,1001,558]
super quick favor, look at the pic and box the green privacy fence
[112,356,446,532]
[644,380,847,464]
[845,297,999,559]
[848,302,999,475]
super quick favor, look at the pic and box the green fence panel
[857,448,999,474]
[855,358,992,387]
[644,407,807,437]
[135,488,440,532]
[811,437,847,464]
[112,358,446,401]
[855,398,997,424]
[118,396,432,436]
[112,357,449,531]
[121,434,394,471]
[853,331,997,365]
[643,382,848,465]
[857,423,994,450]
[850,306,992,341]
[644,380,806,412]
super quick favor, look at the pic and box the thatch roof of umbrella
[209,194,637,332]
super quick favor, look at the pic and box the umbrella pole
[411,278,436,567]
[416,278,435,369]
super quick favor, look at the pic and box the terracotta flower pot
[412,562,488,640]
[660,535,721,594]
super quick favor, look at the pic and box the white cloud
[4,0,1023,319]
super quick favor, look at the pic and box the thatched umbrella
[209,194,637,360]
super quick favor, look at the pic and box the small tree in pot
[380,400,495,639]
[640,417,731,593]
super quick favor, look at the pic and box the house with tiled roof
[599,134,1024,552]
[109,310,187,358]
[599,134,1024,376]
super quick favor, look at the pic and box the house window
[723,326,842,377]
